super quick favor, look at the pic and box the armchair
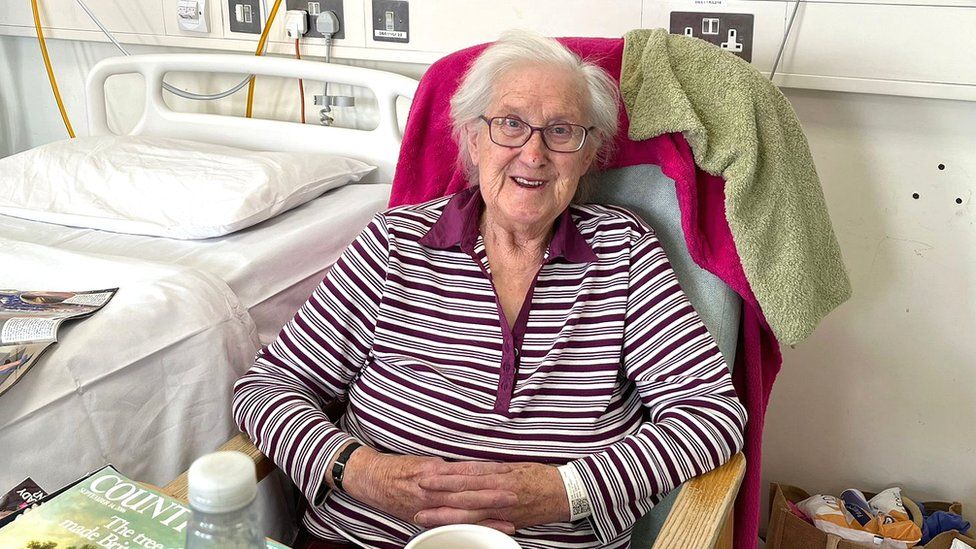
[163,163,747,548]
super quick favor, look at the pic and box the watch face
[331,461,345,487]
[331,442,362,491]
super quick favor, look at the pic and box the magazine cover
[0,478,46,525]
[0,465,289,548]
[0,288,117,398]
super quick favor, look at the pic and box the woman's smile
[510,175,547,189]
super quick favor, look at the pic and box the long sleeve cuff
[571,446,650,545]
[234,380,356,509]
[569,412,744,544]
[306,429,358,507]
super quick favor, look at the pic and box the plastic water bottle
[185,451,265,548]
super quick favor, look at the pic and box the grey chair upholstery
[587,164,741,544]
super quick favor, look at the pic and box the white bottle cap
[188,451,258,513]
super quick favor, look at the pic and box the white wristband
[557,464,592,521]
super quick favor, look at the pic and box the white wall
[6,1,976,100]
[762,89,976,529]
[0,35,98,155]
[3,15,975,542]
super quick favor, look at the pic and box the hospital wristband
[557,464,592,521]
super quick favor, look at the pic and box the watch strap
[330,442,363,493]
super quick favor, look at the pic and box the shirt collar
[419,186,597,264]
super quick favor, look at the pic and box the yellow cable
[31,0,75,138]
[245,0,283,118]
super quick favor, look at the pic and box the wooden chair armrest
[652,452,746,549]
[161,433,273,502]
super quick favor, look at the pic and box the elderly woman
[233,30,746,549]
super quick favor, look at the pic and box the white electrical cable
[770,0,803,81]
[76,0,266,101]
[315,12,339,102]
[323,35,331,98]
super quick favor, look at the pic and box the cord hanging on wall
[32,0,75,138]
[245,0,284,118]
[76,0,268,101]
[770,0,804,81]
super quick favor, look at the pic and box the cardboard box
[766,483,973,549]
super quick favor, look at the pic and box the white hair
[449,29,620,185]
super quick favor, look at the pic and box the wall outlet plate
[285,0,345,39]
[670,11,754,63]
[371,0,408,43]
[228,0,262,34]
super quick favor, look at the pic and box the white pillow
[0,135,376,239]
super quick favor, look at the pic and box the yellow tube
[245,0,283,118]
[32,0,75,138]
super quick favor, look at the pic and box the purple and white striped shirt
[233,186,746,548]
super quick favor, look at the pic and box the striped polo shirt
[233,186,747,549]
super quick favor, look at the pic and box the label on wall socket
[372,0,408,43]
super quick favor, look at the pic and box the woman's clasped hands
[341,446,570,534]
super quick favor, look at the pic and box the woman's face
[468,63,598,234]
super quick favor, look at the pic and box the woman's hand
[340,446,520,532]
[415,462,570,531]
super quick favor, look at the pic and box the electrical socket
[285,0,344,39]
[669,11,754,63]
[227,0,263,34]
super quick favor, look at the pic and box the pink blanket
[390,37,782,548]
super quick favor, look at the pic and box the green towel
[621,28,851,345]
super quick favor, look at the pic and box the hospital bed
[0,54,418,345]
[0,54,417,540]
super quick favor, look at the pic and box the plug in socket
[285,0,344,39]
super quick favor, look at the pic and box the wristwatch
[315,441,363,505]
[330,442,363,493]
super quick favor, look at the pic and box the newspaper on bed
[0,465,290,548]
[0,288,117,398]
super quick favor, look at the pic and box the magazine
[0,465,290,548]
[0,478,47,525]
[0,288,117,398]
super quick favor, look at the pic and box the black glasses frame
[479,116,593,153]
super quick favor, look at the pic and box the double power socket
[669,11,755,63]
[226,0,344,38]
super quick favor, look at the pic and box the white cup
[404,524,522,549]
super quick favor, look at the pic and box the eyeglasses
[479,116,592,153]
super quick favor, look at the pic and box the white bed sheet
[0,238,293,541]
[0,183,392,344]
